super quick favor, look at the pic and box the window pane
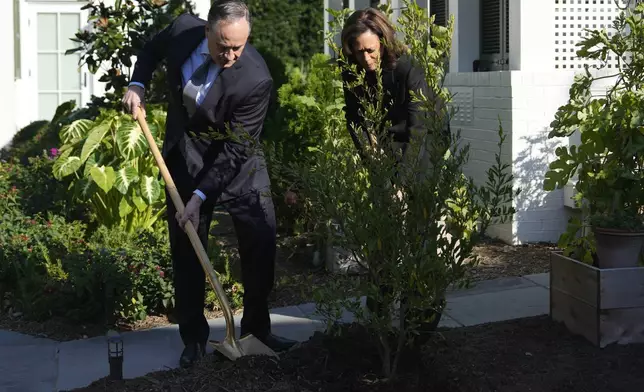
[61,53,81,90]
[37,13,57,51]
[61,93,81,107]
[59,13,80,51]
[38,53,58,90]
[39,93,59,120]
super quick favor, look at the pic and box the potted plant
[543,5,644,347]
[589,207,644,269]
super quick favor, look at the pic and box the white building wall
[444,71,514,242]
[1,0,17,150]
[509,71,575,243]
[445,70,577,244]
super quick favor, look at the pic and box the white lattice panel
[554,0,632,70]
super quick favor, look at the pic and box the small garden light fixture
[107,330,124,380]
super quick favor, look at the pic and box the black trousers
[165,149,277,347]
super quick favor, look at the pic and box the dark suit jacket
[341,54,446,156]
[131,13,273,202]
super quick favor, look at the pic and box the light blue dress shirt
[129,38,221,202]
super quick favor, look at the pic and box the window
[13,0,21,79]
[429,0,448,27]
[478,0,510,71]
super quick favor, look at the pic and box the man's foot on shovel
[260,333,298,352]
[179,342,205,368]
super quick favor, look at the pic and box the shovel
[133,107,278,361]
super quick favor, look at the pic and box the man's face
[205,18,250,68]
[353,30,381,72]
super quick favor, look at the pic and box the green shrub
[264,53,349,234]
[281,2,518,379]
[247,0,324,93]
[0,100,96,162]
[2,154,87,221]
[68,0,195,107]
[0,213,174,323]
[52,107,168,234]
[0,214,89,320]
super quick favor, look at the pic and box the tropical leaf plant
[53,107,167,233]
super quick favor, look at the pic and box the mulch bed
[467,238,555,282]
[74,315,644,392]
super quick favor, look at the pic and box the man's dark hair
[207,0,251,32]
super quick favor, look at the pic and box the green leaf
[60,119,94,144]
[83,152,99,178]
[73,177,95,199]
[80,121,111,163]
[119,197,133,218]
[90,166,116,193]
[52,149,83,179]
[140,176,161,204]
[114,166,140,195]
[294,95,319,109]
[132,194,147,212]
[116,120,147,159]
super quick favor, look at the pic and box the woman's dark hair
[341,7,404,70]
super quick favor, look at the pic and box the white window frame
[21,0,92,122]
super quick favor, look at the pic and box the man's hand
[176,194,203,232]
[122,85,146,119]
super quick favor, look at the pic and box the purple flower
[49,148,59,157]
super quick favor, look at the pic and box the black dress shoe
[179,342,205,368]
[259,333,298,352]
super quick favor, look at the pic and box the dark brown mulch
[73,315,644,392]
[467,238,555,282]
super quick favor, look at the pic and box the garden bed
[0,222,553,342]
[74,315,644,392]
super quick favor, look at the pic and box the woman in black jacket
[340,7,444,164]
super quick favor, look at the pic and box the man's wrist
[129,81,146,90]
[193,189,206,202]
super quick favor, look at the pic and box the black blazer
[131,13,273,201]
[341,54,443,156]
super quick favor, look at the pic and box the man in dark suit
[122,0,296,367]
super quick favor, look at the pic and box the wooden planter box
[550,251,644,348]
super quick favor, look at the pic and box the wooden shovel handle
[133,108,238,344]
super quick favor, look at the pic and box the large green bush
[247,0,324,91]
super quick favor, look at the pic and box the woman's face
[353,30,381,72]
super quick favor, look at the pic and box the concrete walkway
[0,273,550,392]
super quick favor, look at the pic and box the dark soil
[73,315,644,392]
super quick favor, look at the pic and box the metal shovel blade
[209,333,278,361]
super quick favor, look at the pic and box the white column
[448,0,459,72]
[192,0,213,19]
[1,0,16,148]
[510,0,554,71]
[353,0,372,10]
[324,0,344,57]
